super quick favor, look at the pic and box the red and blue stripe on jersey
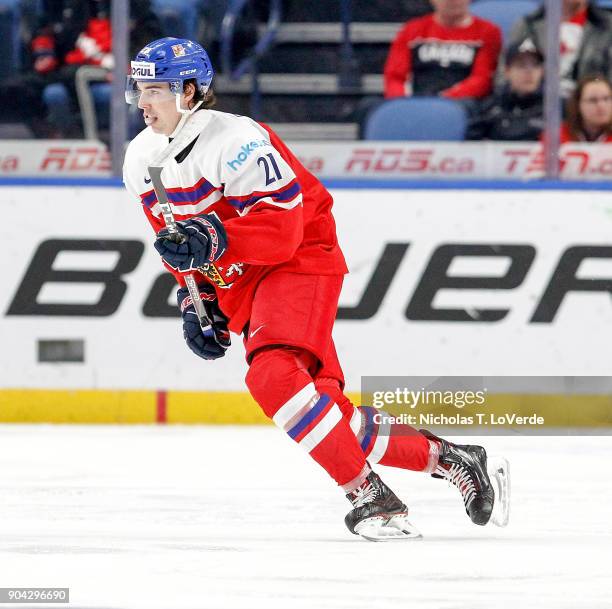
[224,178,301,212]
[140,175,300,215]
[140,176,222,211]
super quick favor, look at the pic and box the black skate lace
[436,463,476,509]
[350,482,378,508]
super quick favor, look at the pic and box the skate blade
[354,513,423,542]
[487,456,511,527]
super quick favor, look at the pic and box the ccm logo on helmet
[131,61,156,79]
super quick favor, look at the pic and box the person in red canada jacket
[384,0,501,100]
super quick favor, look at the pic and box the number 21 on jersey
[258,153,283,186]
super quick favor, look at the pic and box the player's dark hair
[186,78,216,110]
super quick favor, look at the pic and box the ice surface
[0,425,609,609]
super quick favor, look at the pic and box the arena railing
[220,0,282,119]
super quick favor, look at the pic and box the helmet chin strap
[175,93,203,115]
[169,94,204,138]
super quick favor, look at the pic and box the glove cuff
[191,215,226,262]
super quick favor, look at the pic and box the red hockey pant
[244,271,435,491]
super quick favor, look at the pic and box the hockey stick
[147,113,216,337]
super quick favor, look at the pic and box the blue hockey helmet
[125,37,214,108]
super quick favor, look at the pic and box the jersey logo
[199,261,245,288]
[226,139,269,171]
[416,42,477,67]
[199,264,229,288]
[249,325,265,339]
[225,263,244,277]
[144,176,151,184]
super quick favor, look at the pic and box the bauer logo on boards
[131,61,156,79]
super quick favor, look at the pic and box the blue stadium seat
[42,82,82,135]
[42,82,69,104]
[91,83,111,130]
[0,0,20,79]
[42,82,71,120]
[471,0,539,43]
[364,98,467,141]
[595,0,612,8]
[151,0,202,40]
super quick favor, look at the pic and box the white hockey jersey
[123,109,347,333]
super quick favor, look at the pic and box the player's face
[431,0,471,22]
[579,81,612,131]
[505,55,544,95]
[136,82,182,135]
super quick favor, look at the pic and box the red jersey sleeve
[384,21,417,98]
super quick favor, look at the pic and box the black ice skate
[421,430,496,526]
[345,471,422,541]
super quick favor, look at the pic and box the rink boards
[1,182,611,423]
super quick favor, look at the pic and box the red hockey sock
[313,377,437,473]
[363,407,436,471]
[246,347,370,491]
[354,406,438,472]
[315,377,438,473]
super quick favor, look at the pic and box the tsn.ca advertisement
[0,186,611,391]
[3,140,612,179]
[295,141,612,180]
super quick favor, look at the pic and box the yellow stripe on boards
[166,392,269,424]
[0,390,156,423]
[0,390,610,427]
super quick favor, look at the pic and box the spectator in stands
[561,75,612,142]
[0,0,160,138]
[506,0,612,99]
[0,0,112,137]
[383,0,502,101]
[468,39,544,141]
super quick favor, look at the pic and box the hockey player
[123,37,509,541]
